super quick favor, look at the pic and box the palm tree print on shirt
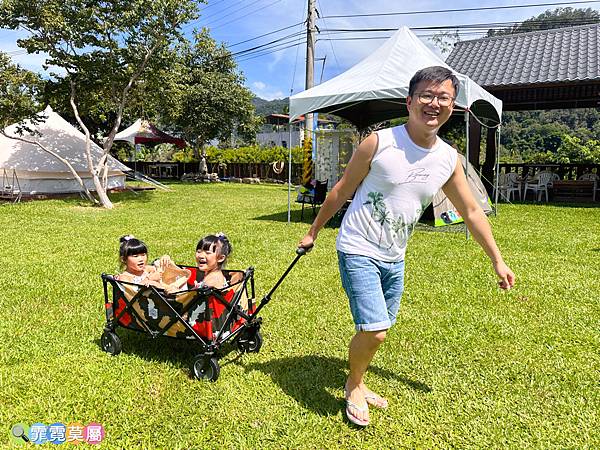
[364,192,387,241]
[364,191,425,250]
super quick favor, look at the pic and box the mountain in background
[252,96,288,117]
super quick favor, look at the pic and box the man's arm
[442,158,515,290]
[298,133,378,249]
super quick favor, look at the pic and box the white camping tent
[287,26,503,223]
[432,154,492,227]
[289,26,502,128]
[0,106,130,194]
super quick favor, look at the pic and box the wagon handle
[251,248,308,316]
[295,243,313,256]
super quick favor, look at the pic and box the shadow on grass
[14,187,157,207]
[252,209,342,228]
[108,189,157,204]
[252,209,312,224]
[242,355,430,415]
[415,222,466,234]
[93,329,238,376]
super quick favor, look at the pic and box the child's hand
[158,255,174,270]
[147,270,162,282]
[164,285,177,295]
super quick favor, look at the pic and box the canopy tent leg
[464,110,470,240]
[493,126,502,215]
[287,124,293,224]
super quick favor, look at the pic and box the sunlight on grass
[0,183,598,448]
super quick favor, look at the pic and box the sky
[2,0,600,100]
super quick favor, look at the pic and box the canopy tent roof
[0,106,129,174]
[289,27,503,129]
[114,119,186,148]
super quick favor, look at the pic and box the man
[298,66,515,427]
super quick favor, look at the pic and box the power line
[208,0,284,31]
[231,14,600,63]
[319,17,600,35]
[201,0,247,23]
[230,31,305,58]
[319,33,491,42]
[228,21,305,48]
[183,4,600,67]
[223,17,600,61]
[290,6,308,95]
[199,0,229,11]
[316,0,341,74]
[182,0,243,31]
[236,39,306,63]
[321,1,600,19]
[220,0,600,66]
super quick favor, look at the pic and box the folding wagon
[100,249,306,381]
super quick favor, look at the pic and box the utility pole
[304,0,316,138]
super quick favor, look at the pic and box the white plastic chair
[577,173,599,201]
[524,171,554,202]
[496,172,521,201]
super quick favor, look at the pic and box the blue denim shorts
[337,251,405,332]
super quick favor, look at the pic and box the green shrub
[206,145,303,164]
[171,147,198,163]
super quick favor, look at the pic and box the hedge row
[171,145,305,164]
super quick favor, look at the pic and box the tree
[556,135,600,164]
[0,52,42,130]
[429,30,461,57]
[1,0,201,208]
[487,7,600,36]
[0,51,96,201]
[152,29,261,158]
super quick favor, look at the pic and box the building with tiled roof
[447,23,600,110]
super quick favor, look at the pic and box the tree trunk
[69,81,114,208]
[92,173,113,207]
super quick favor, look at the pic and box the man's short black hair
[408,66,459,98]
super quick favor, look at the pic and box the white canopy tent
[0,106,130,194]
[287,27,503,224]
[114,119,186,148]
[289,26,502,129]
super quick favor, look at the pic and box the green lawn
[0,183,598,448]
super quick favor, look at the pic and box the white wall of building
[256,125,303,148]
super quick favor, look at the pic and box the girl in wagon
[187,233,233,289]
[117,235,189,292]
[185,233,243,339]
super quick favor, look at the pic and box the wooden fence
[123,161,303,183]
[123,160,599,187]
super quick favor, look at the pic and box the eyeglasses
[415,92,455,107]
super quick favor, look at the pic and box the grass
[0,182,598,448]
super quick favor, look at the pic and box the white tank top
[336,125,457,262]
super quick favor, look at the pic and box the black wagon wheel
[237,328,263,353]
[191,355,220,382]
[100,330,122,356]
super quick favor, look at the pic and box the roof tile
[447,23,600,86]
